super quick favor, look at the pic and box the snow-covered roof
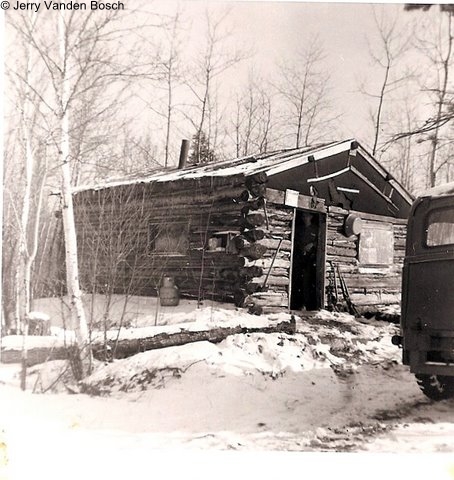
[72,138,413,206]
[72,141,340,193]
[420,181,454,198]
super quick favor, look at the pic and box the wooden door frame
[289,208,327,310]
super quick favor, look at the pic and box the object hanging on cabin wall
[344,214,362,237]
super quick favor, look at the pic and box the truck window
[426,207,454,247]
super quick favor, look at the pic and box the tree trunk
[59,13,91,379]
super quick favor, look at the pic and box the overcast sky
[1,1,428,163]
[146,0,418,151]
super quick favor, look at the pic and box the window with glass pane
[148,222,189,255]
[426,208,454,247]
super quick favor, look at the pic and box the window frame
[148,221,190,256]
[424,206,454,249]
[358,220,394,267]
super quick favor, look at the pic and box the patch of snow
[28,311,50,321]
[2,294,453,464]
[32,294,249,331]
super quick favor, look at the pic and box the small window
[148,222,189,255]
[426,207,454,247]
[359,221,394,266]
[207,231,239,254]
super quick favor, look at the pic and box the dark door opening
[290,210,325,311]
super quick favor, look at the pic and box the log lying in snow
[1,319,297,365]
[93,318,296,361]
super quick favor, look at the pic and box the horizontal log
[265,228,290,238]
[245,257,290,270]
[326,245,358,257]
[76,200,247,218]
[261,306,289,315]
[1,320,298,365]
[259,238,292,251]
[326,240,357,250]
[96,320,296,361]
[349,292,400,306]
[326,231,358,243]
[325,253,358,262]
[265,188,326,212]
[267,212,293,223]
[76,185,248,210]
[244,292,289,308]
[343,276,402,289]
[267,267,288,277]
[263,275,289,287]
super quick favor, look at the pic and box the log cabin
[70,139,413,315]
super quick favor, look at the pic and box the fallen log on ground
[95,318,296,361]
[1,318,296,365]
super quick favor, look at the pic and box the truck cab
[395,182,454,400]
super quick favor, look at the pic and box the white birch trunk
[19,125,34,390]
[17,44,35,390]
[58,12,91,377]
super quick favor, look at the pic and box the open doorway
[290,210,326,311]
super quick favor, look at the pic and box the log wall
[73,177,407,315]
[237,202,293,314]
[73,173,273,307]
[325,206,407,313]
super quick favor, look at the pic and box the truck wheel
[415,374,454,401]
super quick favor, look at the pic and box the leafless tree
[160,9,185,168]
[5,7,161,379]
[231,71,274,157]
[379,96,426,194]
[418,10,454,187]
[360,7,413,156]
[275,37,338,148]
[392,5,454,187]
[185,9,245,163]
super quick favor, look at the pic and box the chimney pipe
[178,139,189,169]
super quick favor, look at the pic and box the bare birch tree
[6,7,160,379]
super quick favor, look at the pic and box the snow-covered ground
[1,295,454,479]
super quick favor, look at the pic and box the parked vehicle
[392,182,454,400]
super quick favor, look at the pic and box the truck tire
[415,374,454,401]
